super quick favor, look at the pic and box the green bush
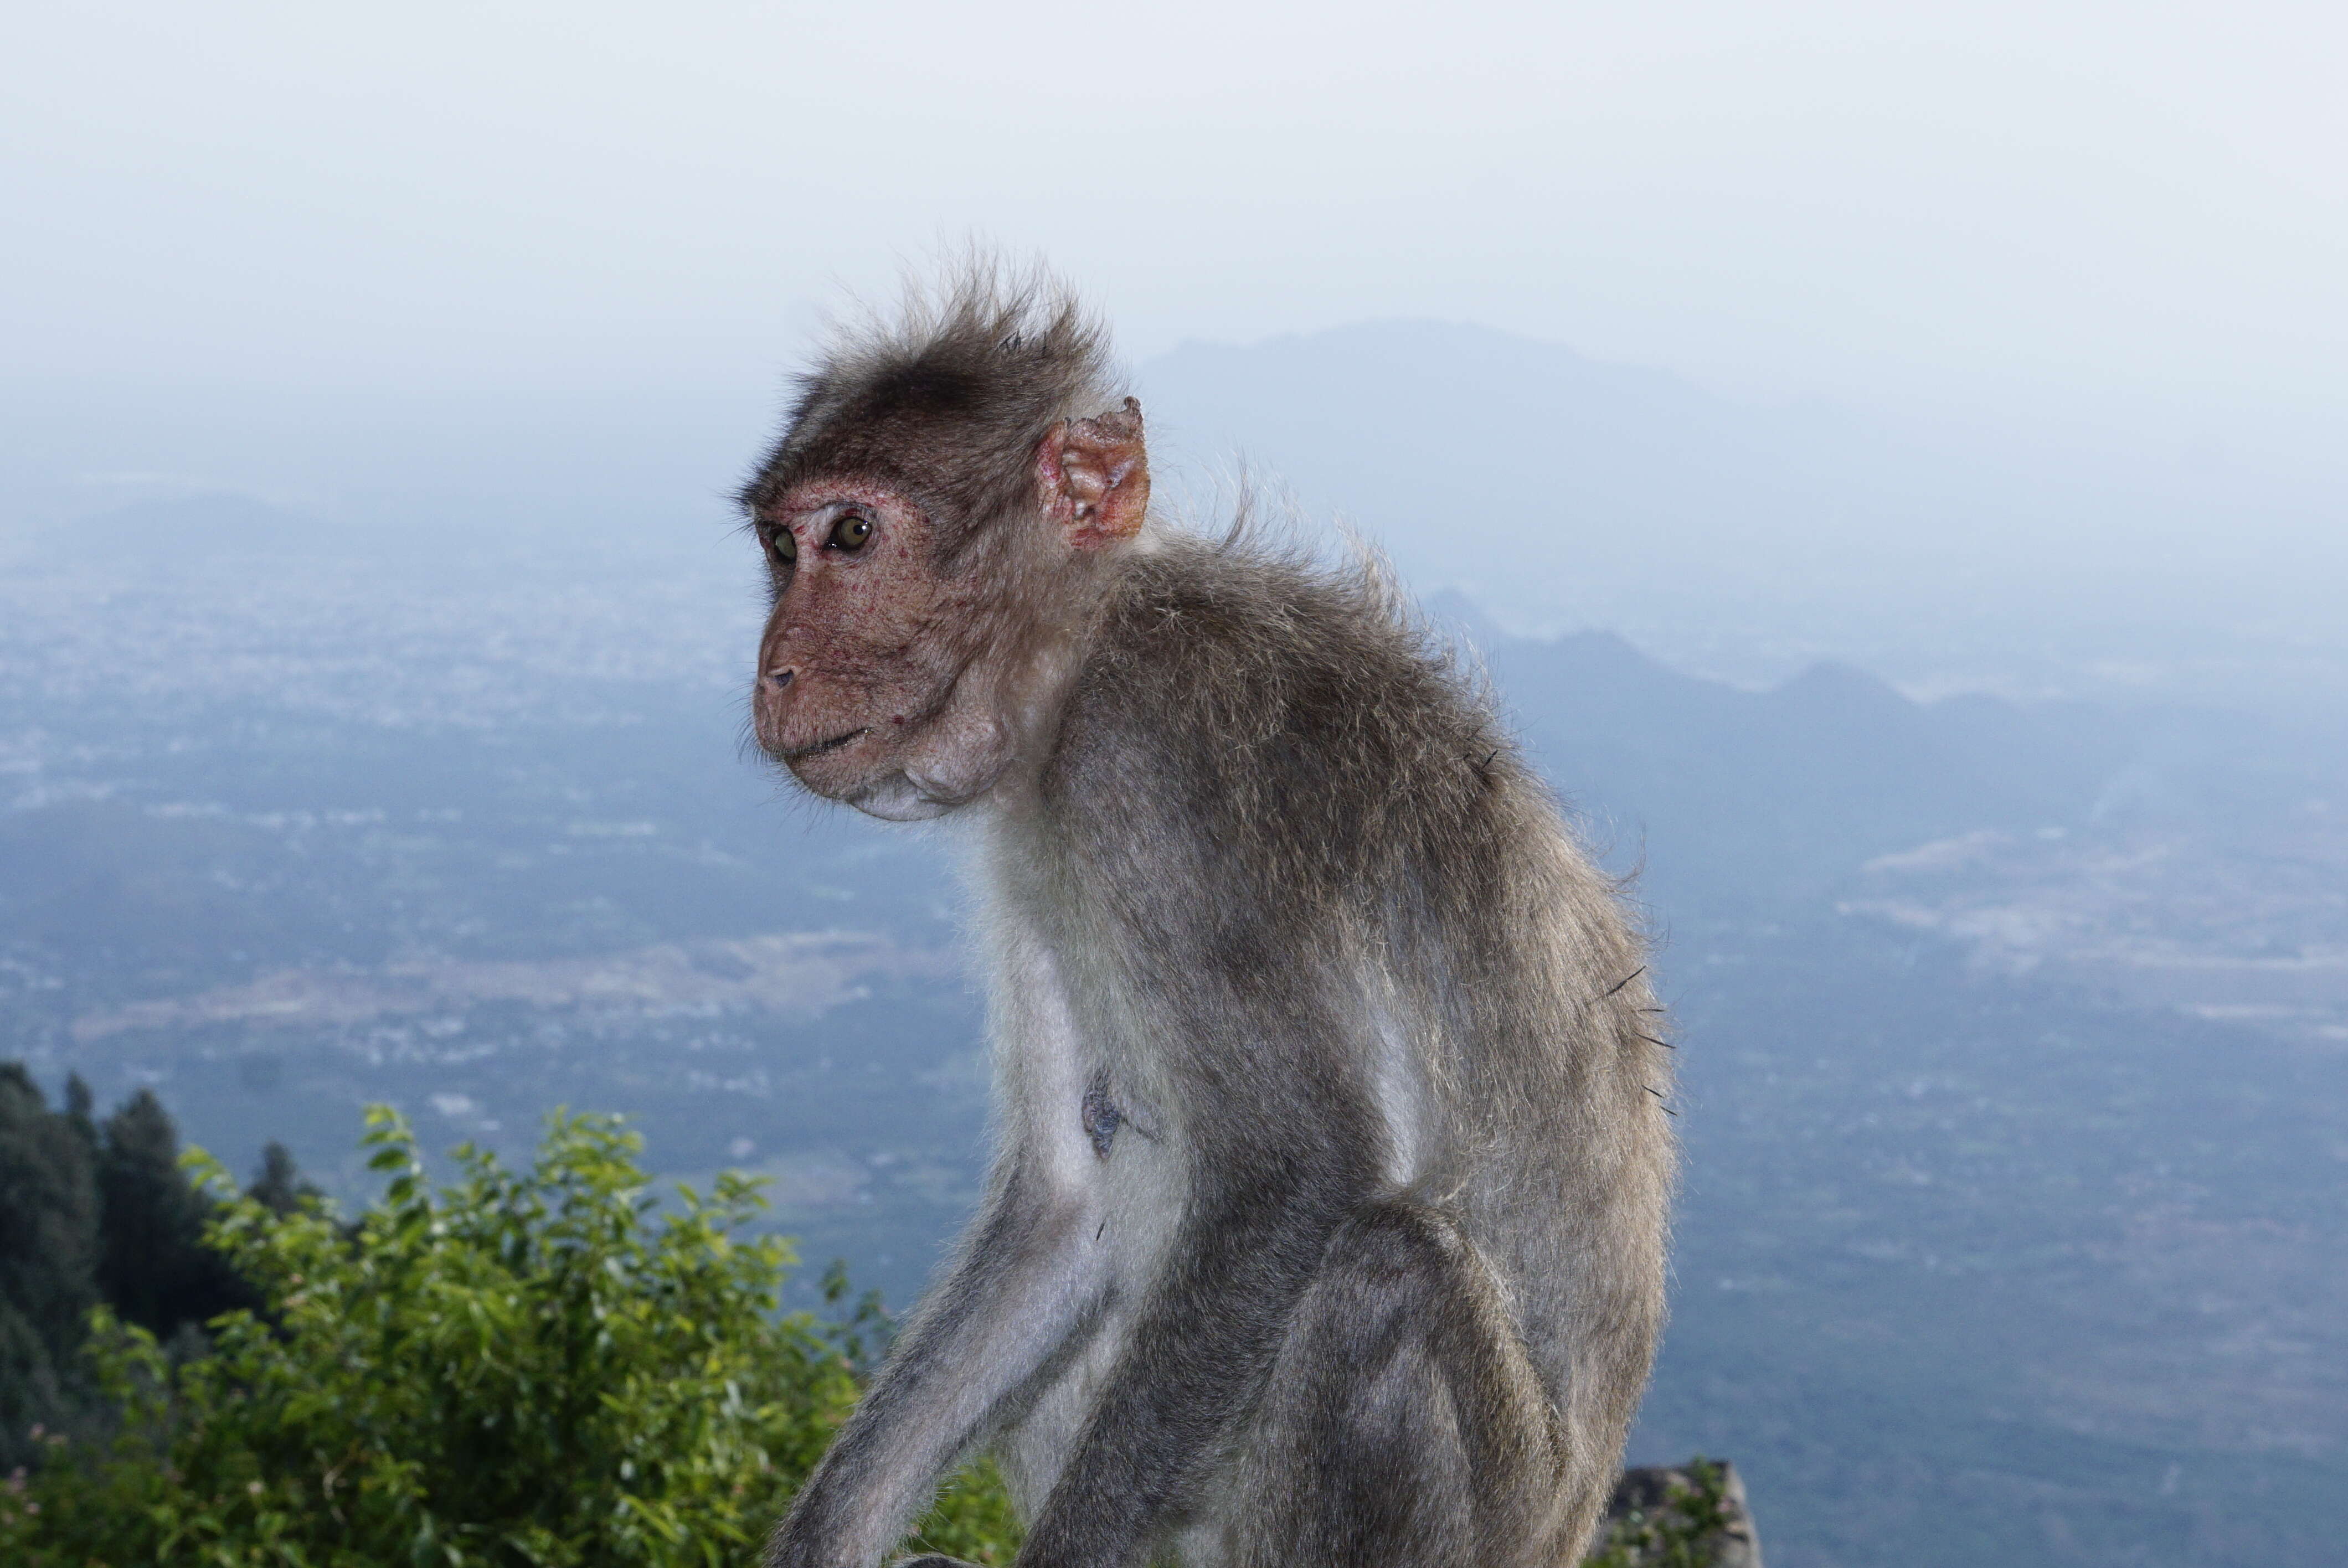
[2,1107,1019,1567]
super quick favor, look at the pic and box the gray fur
[752,268,1675,1568]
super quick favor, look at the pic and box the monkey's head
[739,278,1148,821]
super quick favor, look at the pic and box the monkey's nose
[764,667,795,691]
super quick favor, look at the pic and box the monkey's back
[1039,532,1676,1451]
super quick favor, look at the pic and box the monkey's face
[746,399,1149,821]
[749,478,1013,821]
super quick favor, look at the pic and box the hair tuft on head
[739,254,1127,543]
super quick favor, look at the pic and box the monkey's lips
[773,725,886,801]
[780,727,872,764]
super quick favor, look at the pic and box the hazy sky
[6,1,2342,449]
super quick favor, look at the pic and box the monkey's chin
[848,747,1028,819]
[846,773,961,822]
[845,770,953,821]
[784,708,1012,821]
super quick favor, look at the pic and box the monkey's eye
[828,513,874,553]
[762,524,797,566]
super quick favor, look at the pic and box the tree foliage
[92,1087,260,1341]
[4,1106,1019,1567]
[1,1069,292,1472]
[0,1065,102,1468]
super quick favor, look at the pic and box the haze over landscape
[3,5,2344,1567]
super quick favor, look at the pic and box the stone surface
[1598,1459,1764,1568]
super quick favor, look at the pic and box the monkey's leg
[1226,1203,1575,1568]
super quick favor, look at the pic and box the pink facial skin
[749,478,993,817]
[749,408,1150,822]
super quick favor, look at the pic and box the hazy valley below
[3,521,2341,1568]
[3,322,2343,1568]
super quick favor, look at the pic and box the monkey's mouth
[782,727,872,763]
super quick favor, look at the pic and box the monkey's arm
[765,1158,1105,1568]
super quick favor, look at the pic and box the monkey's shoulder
[1069,543,1476,742]
[1045,539,1536,885]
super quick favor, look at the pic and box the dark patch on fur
[1081,1069,1121,1159]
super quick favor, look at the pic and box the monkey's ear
[1037,396,1150,549]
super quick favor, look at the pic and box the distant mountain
[1474,626,2145,912]
[1132,320,2348,683]
[1136,321,1953,632]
